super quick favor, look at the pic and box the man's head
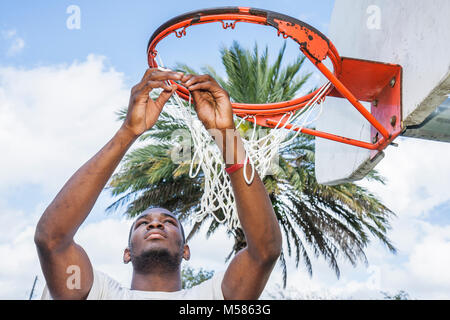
[123,207,190,274]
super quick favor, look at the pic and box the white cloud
[0,54,130,298]
[2,29,25,56]
[0,215,133,299]
[2,30,17,39]
[407,224,450,284]
[0,54,129,193]
[266,137,450,300]
[0,208,43,299]
[362,139,450,297]
[7,37,25,56]
[360,137,450,219]
[182,222,233,272]
[75,218,134,287]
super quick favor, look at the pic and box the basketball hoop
[148,6,403,152]
[147,7,403,229]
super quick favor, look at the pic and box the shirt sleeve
[40,269,124,300]
[210,271,225,300]
[185,271,225,300]
[86,269,126,299]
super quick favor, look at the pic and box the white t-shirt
[41,269,225,300]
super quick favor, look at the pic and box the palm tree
[107,41,396,286]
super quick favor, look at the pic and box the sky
[1,0,450,300]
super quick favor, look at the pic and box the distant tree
[266,283,349,300]
[381,290,410,300]
[181,266,214,289]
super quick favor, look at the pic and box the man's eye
[137,221,148,227]
[165,220,176,225]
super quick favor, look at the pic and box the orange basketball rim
[147,6,403,153]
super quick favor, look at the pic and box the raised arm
[34,68,183,299]
[181,74,282,300]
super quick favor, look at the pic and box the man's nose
[147,220,163,229]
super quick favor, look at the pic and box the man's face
[124,208,189,271]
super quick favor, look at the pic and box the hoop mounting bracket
[328,57,403,154]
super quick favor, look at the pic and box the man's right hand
[122,68,184,137]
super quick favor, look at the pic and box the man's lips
[144,231,167,240]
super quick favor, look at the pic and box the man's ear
[183,244,191,261]
[123,247,131,264]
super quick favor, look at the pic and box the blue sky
[0,1,333,225]
[1,0,450,300]
[0,0,333,83]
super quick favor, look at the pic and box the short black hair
[127,208,185,246]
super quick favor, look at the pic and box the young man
[35,69,282,300]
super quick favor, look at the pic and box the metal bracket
[328,57,403,157]
[174,26,188,38]
[220,20,238,29]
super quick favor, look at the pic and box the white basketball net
[159,66,331,230]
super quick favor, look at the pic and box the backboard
[315,0,450,185]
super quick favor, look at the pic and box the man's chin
[131,247,181,273]
[142,241,169,252]
[143,243,169,252]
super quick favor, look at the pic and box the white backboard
[315,0,450,185]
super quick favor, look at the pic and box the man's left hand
[181,74,234,130]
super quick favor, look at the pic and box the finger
[186,81,218,92]
[148,69,184,82]
[141,68,155,81]
[180,73,194,83]
[134,69,183,91]
[131,69,155,92]
[157,66,172,72]
[141,80,173,93]
[182,75,211,87]
[153,84,177,109]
